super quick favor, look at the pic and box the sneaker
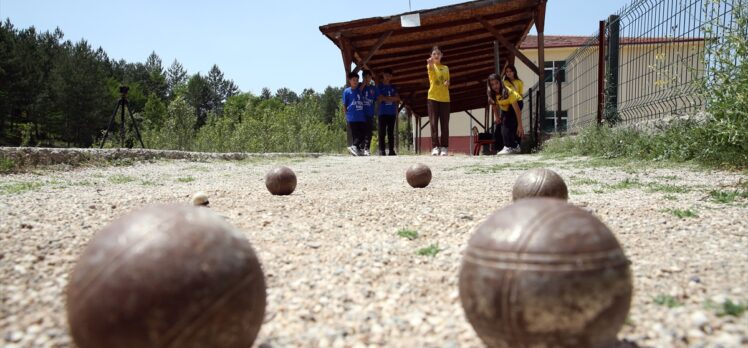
[440,147,448,156]
[348,146,360,156]
[363,149,371,156]
[388,150,397,156]
[496,146,513,155]
[511,146,522,154]
[431,147,440,156]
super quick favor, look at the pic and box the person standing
[342,72,366,156]
[377,69,400,156]
[496,65,524,154]
[361,70,378,156]
[426,46,450,156]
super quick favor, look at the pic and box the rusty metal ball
[512,168,569,201]
[66,204,267,348]
[265,166,297,195]
[406,163,432,188]
[459,198,632,348]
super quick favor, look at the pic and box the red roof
[520,35,703,49]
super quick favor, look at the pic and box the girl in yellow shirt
[487,73,523,155]
[427,46,450,156]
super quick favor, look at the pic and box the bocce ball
[512,168,569,201]
[459,198,632,348]
[265,166,297,195]
[406,163,432,188]
[192,191,209,206]
[66,204,267,348]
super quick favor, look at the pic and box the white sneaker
[348,145,359,156]
[496,146,513,155]
[363,149,371,156]
[511,146,521,154]
[431,147,440,156]
[440,147,448,156]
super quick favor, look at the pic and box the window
[543,110,568,132]
[543,61,566,83]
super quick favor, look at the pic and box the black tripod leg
[125,100,146,148]
[100,101,121,148]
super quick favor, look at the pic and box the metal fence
[526,0,745,137]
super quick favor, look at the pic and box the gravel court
[0,154,746,347]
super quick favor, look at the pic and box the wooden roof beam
[352,31,393,74]
[476,15,540,76]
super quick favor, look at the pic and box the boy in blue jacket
[342,72,366,156]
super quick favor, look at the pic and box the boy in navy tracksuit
[377,69,400,155]
[342,72,366,156]
[361,70,378,156]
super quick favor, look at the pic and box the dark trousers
[427,100,450,148]
[501,101,524,148]
[348,121,367,150]
[492,122,504,152]
[378,115,396,153]
[363,116,374,150]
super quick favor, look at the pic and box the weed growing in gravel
[72,180,93,186]
[140,180,161,186]
[663,194,678,201]
[0,181,43,195]
[108,174,136,184]
[705,299,747,318]
[0,157,16,173]
[593,188,606,194]
[176,176,195,183]
[656,175,679,181]
[570,177,599,185]
[465,161,551,174]
[709,190,744,204]
[663,208,699,219]
[646,183,691,194]
[397,229,418,240]
[417,244,441,257]
[654,294,683,308]
[108,158,135,167]
[569,189,587,195]
[609,178,641,190]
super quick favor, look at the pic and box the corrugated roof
[319,0,544,116]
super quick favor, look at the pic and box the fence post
[606,15,620,124]
[597,20,606,125]
[556,67,562,133]
[528,87,533,144]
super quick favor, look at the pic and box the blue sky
[2,0,627,94]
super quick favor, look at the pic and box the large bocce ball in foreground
[66,204,267,348]
[512,168,569,201]
[458,198,632,348]
[406,163,432,188]
[265,166,297,195]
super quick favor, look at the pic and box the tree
[166,59,188,99]
[320,86,344,124]
[260,87,272,100]
[143,93,167,130]
[185,73,212,128]
[143,51,167,101]
[275,87,299,104]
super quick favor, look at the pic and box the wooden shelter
[319,0,549,152]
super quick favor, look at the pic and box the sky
[1,0,628,94]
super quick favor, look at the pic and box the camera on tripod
[119,85,130,95]
[100,84,144,148]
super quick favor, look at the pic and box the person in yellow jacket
[427,46,450,156]
[487,72,523,155]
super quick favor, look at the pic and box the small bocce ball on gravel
[512,168,569,201]
[406,163,432,188]
[66,204,267,348]
[459,198,632,348]
[265,166,297,195]
[191,191,209,206]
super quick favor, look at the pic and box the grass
[570,176,599,185]
[663,194,678,201]
[417,244,441,257]
[569,189,587,195]
[397,229,418,241]
[176,176,195,183]
[0,181,43,195]
[608,178,641,190]
[656,175,679,180]
[0,157,16,173]
[705,299,747,318]
[653,294,683,308]
[465,161,551,174]
[108,174,136,184]
[709,190,746,204]
[646,183,692,194]
[663,208,699,219]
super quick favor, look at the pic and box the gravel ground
[1,154,746,348]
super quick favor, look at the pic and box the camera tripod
[99,86,145,148]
